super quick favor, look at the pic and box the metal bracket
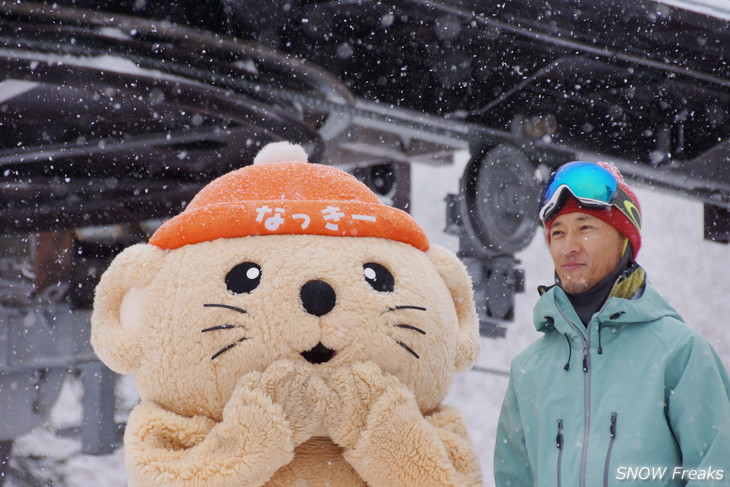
[77,362,123,455]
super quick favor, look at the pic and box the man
[494,161,730,487]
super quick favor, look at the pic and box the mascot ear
[91,243,166,374]
[427,245,480,372]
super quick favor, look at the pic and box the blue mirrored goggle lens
[539,161,619,223]
[543,162,618,204]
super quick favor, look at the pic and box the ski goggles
[538,161,641,231]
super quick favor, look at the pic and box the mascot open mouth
[301,342,336,364]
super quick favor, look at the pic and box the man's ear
[427,245,481,372]
[91,243,166,374]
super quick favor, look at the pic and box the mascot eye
[363,263,394,292]
[226,262,262,294]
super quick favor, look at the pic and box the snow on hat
[149,142,429,251]
[544,161,642,259]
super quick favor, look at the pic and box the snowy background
[6,152,730,486]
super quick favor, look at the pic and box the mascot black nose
[300,280,336,316]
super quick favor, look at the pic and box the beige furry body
[93,231,482,486]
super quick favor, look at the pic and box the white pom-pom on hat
[253,141,309,165]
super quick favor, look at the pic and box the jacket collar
[533,265,682,335]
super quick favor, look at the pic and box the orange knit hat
[149,142,429,251]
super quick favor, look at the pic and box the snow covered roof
[654,0,730,20]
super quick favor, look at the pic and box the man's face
[548,212,626,294]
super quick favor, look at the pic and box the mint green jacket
[494,270,730,487]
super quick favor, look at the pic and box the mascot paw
[255,360,329,445]
[325,361,406,448]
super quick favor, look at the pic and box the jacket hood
[533,270,684,335]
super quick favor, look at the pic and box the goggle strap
[613,186,642,231]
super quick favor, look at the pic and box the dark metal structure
[0,0,728,483]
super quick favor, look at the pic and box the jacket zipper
[554,291,624,487]
[556,302,591,487]
[603,412,618,487]
[556,419,564,487]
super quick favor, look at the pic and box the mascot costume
[92,142,483,486]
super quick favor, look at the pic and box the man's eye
[226,262,261,294]
[363,263,395,292]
